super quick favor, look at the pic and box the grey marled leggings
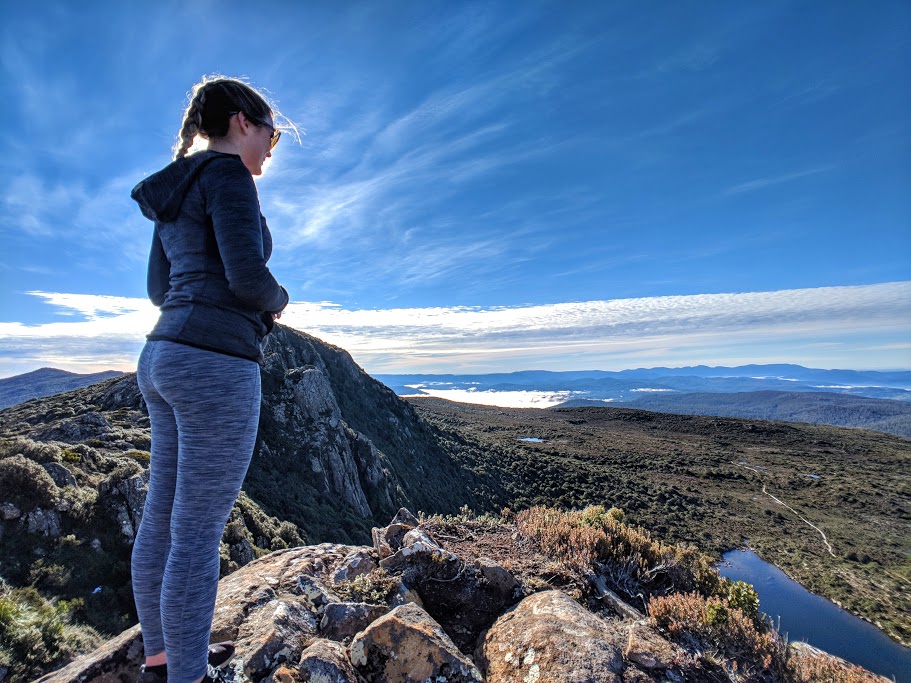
[133,340,261,683]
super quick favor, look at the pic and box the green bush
[107,460,141,485]
[724,578,760,624]
[0,456,59,510]
[0,437,60,464]
[124,450,150,464]
[334,568,398,605]
[0,580,102,682]
[61,449,82,463]
[649,591,786,677]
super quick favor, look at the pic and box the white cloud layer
[1,282,909,377]
[402,388,574,409]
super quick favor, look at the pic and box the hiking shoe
[201,663,230,683]
[137,665,166,683]
[206,641,236,668]
[136,642,235,682]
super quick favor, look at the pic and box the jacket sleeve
[147,226,171,307]
[201,158,289,313]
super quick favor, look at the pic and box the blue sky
[1,1,909,377]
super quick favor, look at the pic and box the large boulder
[320,602,390,641]
[42,462,77,488]
[624,620,685,672]
[297,639,362,682]
[349,603,482,682]
[24,508,62,536]
[332,549,378,583]
[477,590,626,682]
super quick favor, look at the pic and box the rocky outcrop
[257,354,378,519]
[0,324,477,653]
[101,470,150,541]
[251,325,483,543]
[477,590,627,682]
[349,603,482,682]
[24,508,62,537]
[296,639,361,682]
[42,462,77,488]
[320,603,389,641]
[33,509,886,683]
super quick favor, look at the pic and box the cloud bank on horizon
[1,282,908,377]
[1,3,909,377]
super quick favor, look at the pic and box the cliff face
[251,325,486,544]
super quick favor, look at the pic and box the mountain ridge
[0,368,126,410]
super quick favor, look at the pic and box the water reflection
[718,549,910,682]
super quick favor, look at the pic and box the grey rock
[119,470,149,529]
[113,503,134,541]
[42,462,77,488]
[349,603,482,682]
[389,580,424,609]
[476,556,521,597]
[390,507,419,527]
[24,508,62,536]
[0,503,21,520]
[478,590,625,682]
[371,523,410,558]
[298,575,341,614]
[402,527,440,550]
[292,367,342,425]
[297,639,361,682]
[231,538,257,566]
[236,596,318,681]
[319,601,389,641]
[332,549,377,584]
[379,539,459,572]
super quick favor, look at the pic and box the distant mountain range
[375,365,911,437]
[0,368,125,409]
[376,364,911,400]
[560,391,911,438]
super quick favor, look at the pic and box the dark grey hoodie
[131,151,289,364]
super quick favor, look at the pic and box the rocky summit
[34,508,881,683]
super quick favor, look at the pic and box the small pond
[718,549,911,682]
[516,437,544,442]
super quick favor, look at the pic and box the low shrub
[0,456,59,510]
[787,649,885,683]
[334,568,398,605]
[124,450,150,464]
[649,591,786,679]
[106,460,142,485]
[724,578,761,624]
[0,437,60,464]
[516,505,721,604]
[0,580,102,682]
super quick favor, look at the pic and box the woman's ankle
[145,652,167,667]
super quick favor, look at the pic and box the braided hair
[173,76,275,160]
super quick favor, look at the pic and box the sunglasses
[229,111,281,149]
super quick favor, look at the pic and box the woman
[130,76,289,683]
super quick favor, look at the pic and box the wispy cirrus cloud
[723,165,836,196]
[2,172,150,265]
[2,282,908,377]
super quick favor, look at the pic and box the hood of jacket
[131,150,242,223]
